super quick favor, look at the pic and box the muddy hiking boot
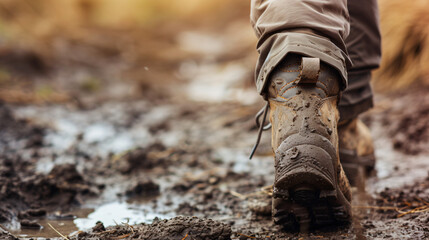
[263,53,352,231]
[338,118,376,186]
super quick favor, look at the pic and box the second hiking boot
[268,54,352,231]
[339,118,376,186]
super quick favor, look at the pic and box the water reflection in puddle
[9,201,174,239]
[74,201,173,229]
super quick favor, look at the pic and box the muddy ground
[0,12,429,240]
[1,77,429,240]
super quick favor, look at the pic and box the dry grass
[0,0,250,57]
[374,0,429,91]
[0,0,248,33]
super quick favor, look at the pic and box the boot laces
[249,102,271,159]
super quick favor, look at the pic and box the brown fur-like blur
[374,0,429,91]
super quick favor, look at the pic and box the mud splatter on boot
[267,54,352,231]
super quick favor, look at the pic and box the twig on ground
[353,204,429,218]
[93,229,117,235]
[397,205,429,218]
[229,190,246,200]
[260,185,273,196]
[68,231,83,237]
[230,185,273,200]
[48,223,70,240]
[116,233,131,239]
[416,197,429,205]
[352,205,399,210]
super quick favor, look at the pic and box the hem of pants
[255,32,350,98]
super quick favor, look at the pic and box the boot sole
[273,134,352,231]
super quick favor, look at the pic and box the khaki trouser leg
[250,0,351,97]
[340,0,381,120]
[250,0,382,118]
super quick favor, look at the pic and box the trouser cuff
[254,32,351,99]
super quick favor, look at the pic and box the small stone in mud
[20,219,42,229]
[125,180,160,197]
[92,221,106,232]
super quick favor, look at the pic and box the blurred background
[0,0,256,105]
[0,0,428,105]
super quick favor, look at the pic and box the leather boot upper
[267,54,351,201]
[267,54,341,150]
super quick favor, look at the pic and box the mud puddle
[7,201,175,239]
[6,208,92,239]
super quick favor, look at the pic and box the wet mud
[0,86,428,239]
[0,106,95,226]
[363,179,429,239]
[384,91,429,155]
[74,216,232,240]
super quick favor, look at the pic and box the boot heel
[274,144,336,191]
[272,134,352,230]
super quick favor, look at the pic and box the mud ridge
[72,216,232,240]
